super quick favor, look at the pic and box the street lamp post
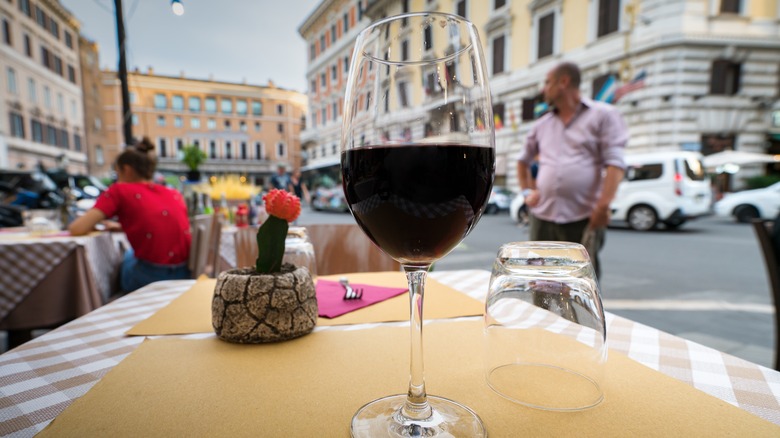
[114,0,132,147]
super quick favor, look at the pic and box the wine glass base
[350,394,486,437]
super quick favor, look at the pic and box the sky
[60,0,323,93]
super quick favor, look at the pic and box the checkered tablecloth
[0,270,779,436]
[0,233,121,321]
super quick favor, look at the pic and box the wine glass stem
[401,266,432,421]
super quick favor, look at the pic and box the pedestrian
[517,62,628,279]
[269,165,290,191]
[288,169,310,205]
[68,137,191,292]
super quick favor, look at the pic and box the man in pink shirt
[518,62,628,278]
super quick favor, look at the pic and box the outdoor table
[0,230,122,345]
[1,270,778,436]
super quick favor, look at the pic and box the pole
[114,0,133,146]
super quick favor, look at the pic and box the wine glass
[484,242,607,411]
[341,12,494,437]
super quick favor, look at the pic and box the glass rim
[356,12,477,66]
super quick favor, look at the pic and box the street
[299,208,774,369]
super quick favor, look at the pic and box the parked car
[46,171,106,200]
[509,192,529,225]
[713,181,780,223]
[485,187,513,214]
[0,169,64,210]
[509,151,713,231]
[311,186,349,212]
[610,150,712,231]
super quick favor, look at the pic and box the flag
[614,70,647,102]
[595,74,618,103]
[510,109,519,131]
[494,113,504,130]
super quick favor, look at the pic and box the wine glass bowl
[341,12,494,437]
[484,241,607,411]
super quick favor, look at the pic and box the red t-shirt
[95,182,191,265]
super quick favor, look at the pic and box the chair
[234,226,259,269]
[751,219,780,371]
[188,214,222,278]
[305,223,400,276]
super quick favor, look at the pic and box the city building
[78,35,109,176]
[299,0,780,191]
[0,0,86,173]
[98,69,308,184]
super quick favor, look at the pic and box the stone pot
[212,264,318,343]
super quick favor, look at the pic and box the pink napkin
[316,279,407,318]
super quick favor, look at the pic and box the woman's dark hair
[116,137,157,180]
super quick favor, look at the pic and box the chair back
[751,219,780,371]
[305,223,400,276]
[189,214,222,278]
[234,226,259,269]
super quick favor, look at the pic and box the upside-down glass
[485,242,607,411]
[341,12,494,437]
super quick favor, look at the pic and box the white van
[611,150,712,231]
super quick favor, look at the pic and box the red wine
[342,144,494,266]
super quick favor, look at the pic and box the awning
[702,150,779,169]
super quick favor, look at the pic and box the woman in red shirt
[69,138,191,291]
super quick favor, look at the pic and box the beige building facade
[98,69,308,183]
[300,0,780,190]
[0,0,86,173]
[78,35,109,176]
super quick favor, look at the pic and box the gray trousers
[528,215,605,280]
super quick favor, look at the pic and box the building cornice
[298,0,337,36]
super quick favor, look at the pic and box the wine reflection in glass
[341,12,495,437]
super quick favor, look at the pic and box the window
[129,91,137,103]
[625,163,663,181]
[255,122,261,132]
[43,85,50,107]
[132,114,138,125]
[96,146,104,165]
[59,129,69,149]
[710,59,741,95]
[157,116,166,127]
[73,134,81,151]
[240,121,247,131]
[311,79,317,93]
[24,34,31,57]
[64,31,72,49]
[174,116,183,127]
[521,94,544,120]
[277,142,286,157]
[95,117,102,130]
[221,98,232,114]
[720,0,741,13]
[401,39,409,61]
[398,81,409,107]
[494,0,506,8]
[423,26,432,51]
[320,34,326,52]
[209,140,217,158]
[67,65,76,84]
[191,118,200,129]
[252,101,262,115]
[9,112,25,138]
[456,0,467,18]
[240,142,248,160]
[31,119,42,142]
[19,0,31,17]
[52,55,62,76]
[27,78,36,103]
[172,95,184,110]
[154,93,167,109]
[224,119,231,129]
[255,142,263,160]
[70,99,76,117]
[597,0,620,37]
[225,141,232,159]
[57,93,64,113]
[331,24,337,43]
[2,19,11,45]
[331,64,337,81]
[189,96,201,112]
[333,102,339,120]
[321,72,326,87]
[277,123,284,133]
[343,13,349,33]
[276,104,284,115]
[537,12,554,59]
[176,138,184,158]
[46,125,56,145]
[205,97,217,113]
[236,99,247,115]
[492,35,505,75]
[48,19,58,39]
[344,56,350,73]
[41,46,50,69]
[309,43,316,60]
[6,67,16,94]
[158,138,167,157]
[207,119,216,129]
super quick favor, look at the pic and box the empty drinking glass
[484,241,607,411]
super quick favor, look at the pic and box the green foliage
[255,216,288,273]
[181,144,207,171]
[744,174,780,189]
